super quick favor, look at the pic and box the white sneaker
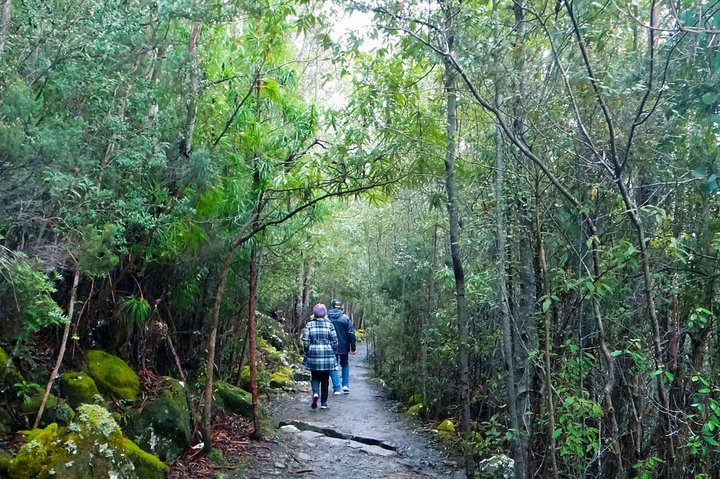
[311,393,319,409]
[342,386,350,394]
[333,390,342,395]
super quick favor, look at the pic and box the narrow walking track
[240,344,464,478]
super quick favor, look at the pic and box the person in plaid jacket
[302,304,339,409]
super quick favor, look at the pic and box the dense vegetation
[2,0,720,478]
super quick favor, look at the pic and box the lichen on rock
[130,377,191,461]
[86,350,140,401]
[7,404,167,479]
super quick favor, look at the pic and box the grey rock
[359,444,397,457]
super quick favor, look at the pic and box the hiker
[328,298,357,394]
[302,303,338,409]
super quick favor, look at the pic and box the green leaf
[260,80,281,100]
[704,435,720,447]
[542,297,552,313]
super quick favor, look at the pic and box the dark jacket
[302,317,339,371]
[328,308,356,355]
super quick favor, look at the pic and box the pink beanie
[313,303,327,318]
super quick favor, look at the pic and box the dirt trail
[239,344,464,479]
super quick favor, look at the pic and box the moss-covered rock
[435,418,456,443]
[124,438,169,479]
[0,347,9,376]
[214,381,252,418]
[406,403,424,417]
[7,404,167,479]
[269,367,294,390]
[437,419,455,432]
[86,350,139,401]
[60,372,100,408]
[0,449,13,475]
[130,377,191,461]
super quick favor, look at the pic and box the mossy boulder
[0,347,9,375]
[435,419,456,443]
[7,404,167,479]
[130,377,191,461]
[123,438,169,479]
[269,367,294,390]
[0,449,13,475]
[214,381,252,418]
[86,350,140,401]
[406,403,424,417]
[60,372,100,408]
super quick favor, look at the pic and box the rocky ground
[236,344,465,479]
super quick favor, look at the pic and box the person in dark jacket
[302,303,339,409]
[328,298,356,394]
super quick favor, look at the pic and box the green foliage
[688,375,720,460]
[0,251,67,333]
[120,296,151,326]
[13,381,42,406]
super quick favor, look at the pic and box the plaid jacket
[302,317,339,371]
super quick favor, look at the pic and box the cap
[331,298,343,308]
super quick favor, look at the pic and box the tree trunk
[508,3,535,476]
[34,268,80,429]
[535,191,559,479]
[440,2,473,475]
[0,0,10,60]
[495,105,521,479]
[201,247,236,450]
[294,258,305,336]
[248,245,262,438]
[181,19,201,158]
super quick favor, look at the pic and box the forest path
[238,344,464,479]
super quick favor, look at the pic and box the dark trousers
[311,370,330,404]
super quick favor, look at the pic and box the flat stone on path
[360,443,398,457]
[319,436,350,447]
[297,430,323,440]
